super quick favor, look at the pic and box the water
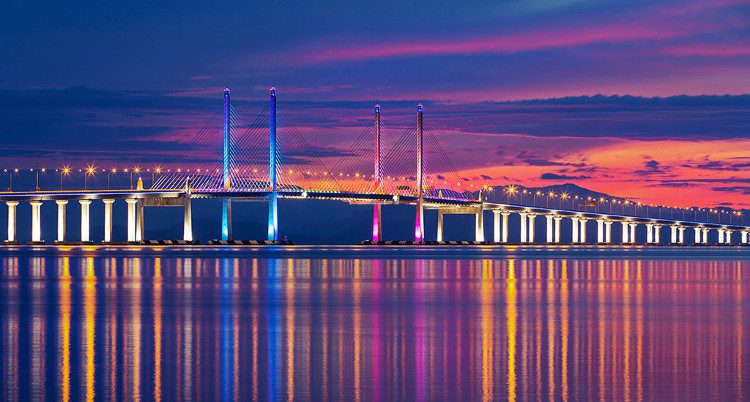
[0,245,747,401]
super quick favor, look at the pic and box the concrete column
[742,231,748,244]
[646,223,653,244]
[622,221,630,244]
[579,218,588,244]
[605,221,613,244]
[527,213,536,243]
[136,200,144,241]
[694,227,701,245]
[717,228,725,244]
[30,200,42,243]
[55,200,68,243]
[629,223,637,244]
[103,199,114,243]
[475,209,484,243]
[492,210,500,243]
[654,225,661,244]
[702,228,709,244]
[670,225,678,244]
[554,216,562,243]
[596,219,604,243]
[437,210,444,242]
[183,197,193,242]
[519,212,527,243]
[725,230,732,245]
[571,216,580,244]
[6,201,18,243]
[678,226,685,244]
[501,211,510,243]
[79,200,91,242]
[126,198,137,242]
[545,214,554,243]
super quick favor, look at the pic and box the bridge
[1,88,748,246]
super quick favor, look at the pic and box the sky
[1,0,749,208]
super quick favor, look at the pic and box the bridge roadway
[0,188,748,245]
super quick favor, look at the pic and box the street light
[85,165,96,190]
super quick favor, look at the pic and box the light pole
[85,165,95,190]
[60,166,70,190]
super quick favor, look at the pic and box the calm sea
[0,246,747,401]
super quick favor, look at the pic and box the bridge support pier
[579,218,587,244]
[55,200,67,243]
[694,227,701,245]
[502,211,510,243]
[30,200,42,243]
[126,199,137,242]
[605,221,612,244]
[678,226,685,244]
[629,222,637,244]
[702,228,709,244]
[474,209,484,242]
[654,225,661,244]
[742,231,748,244]
[183,197,193,242]
[519,212,528,243]
[718,228,725,244]
[622,221,630,244]
[79,200,91,242]
[492,211,500,243]
[527,213,536,243]
[571,216,579,244]
[5,201,18,243]
[545,214,554,243]
[372,204,382,243]
[725,230,732,245]
[554,216,562,243]
[103,199,114,243]
[597,219,604,243]
[436,210,444,242]
[670,225,678,244]
[646,223,653,244]
[136,200,144,241]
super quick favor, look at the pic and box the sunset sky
[1,0,749,207]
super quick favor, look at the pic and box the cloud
[540,172,590,180]
[289,1,744,65]
[711,186,750,194]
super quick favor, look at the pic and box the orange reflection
[154,257,163,402]
[60,257,71,402]
[84,257,95,402]
[481,259,494,402]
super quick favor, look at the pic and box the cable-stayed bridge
[1,88,748,246]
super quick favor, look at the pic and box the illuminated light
[155,167,162,173]
[86,165,96,175]
[41,168,46,173]
[14,168,19,173]
[124,168,129,172]
[111,168,117,173]
[134,167,141,173]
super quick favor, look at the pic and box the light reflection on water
[0,247,747,401]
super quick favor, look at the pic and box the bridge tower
[267,87,279,242]
[372,104,382,242]
[222,87,233,240]
[414,103,425,243]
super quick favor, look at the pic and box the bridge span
[1,87,747,246]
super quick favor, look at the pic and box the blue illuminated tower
[267,87,278,241]
[222,87,232,240]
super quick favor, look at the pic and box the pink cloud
[664,43,750,57]
[291,1,746,65]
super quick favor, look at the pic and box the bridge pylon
[267,87,279,242]
[222,87,232,240]
[372,103,383,242]
[414,103,425,243]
